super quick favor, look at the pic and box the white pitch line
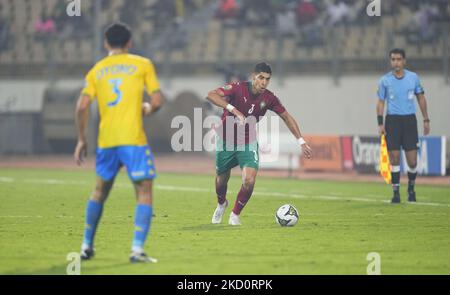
[1,176,450,208]
[156,185,450,208]
[25,179,88,185]
[0,215,134,219]
[0,215,43,218]
[0,177,14,182]
[157,185,211,193]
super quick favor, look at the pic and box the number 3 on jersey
[108,78,123,107]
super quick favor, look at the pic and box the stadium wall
[0,74,449,154]
[163,74,450,139]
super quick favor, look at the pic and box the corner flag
[379,134,391,184]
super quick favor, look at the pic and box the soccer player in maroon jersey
[206,62,312,225]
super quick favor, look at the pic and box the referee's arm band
[377,115,383,126]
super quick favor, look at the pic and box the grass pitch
[0,168,449,274]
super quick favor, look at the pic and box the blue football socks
[82,200,104,249]
[132,204,153,253]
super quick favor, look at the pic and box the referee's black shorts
[385,114,419,151]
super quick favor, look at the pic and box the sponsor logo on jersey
[131,171,145,177]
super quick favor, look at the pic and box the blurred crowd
[0,4,10,52]
[0,0,207,53]
[216,0,450,45]
[34,1,92,41]
[1,0,449,60]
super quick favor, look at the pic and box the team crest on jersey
[223,85,232,90]
[260,101,266,110]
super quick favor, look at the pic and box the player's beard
[255,85,265,94]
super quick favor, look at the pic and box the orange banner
[300,135,343,172]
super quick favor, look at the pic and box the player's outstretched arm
[74,94,91,165]
[206,89,245,123]
[278,111,312,159]
[143,91,164,116]
[416,93,430,135]
[206,89,230,109]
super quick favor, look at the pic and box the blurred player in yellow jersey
[74,23,164,263]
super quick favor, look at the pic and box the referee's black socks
[408,167,417,192]
[391,166,401,193]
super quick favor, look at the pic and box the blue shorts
[96,145,157,182]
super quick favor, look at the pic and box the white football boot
[129,252,158,263]
[211,200,228,224]
[228,211,241,226]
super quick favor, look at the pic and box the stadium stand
[0,0,449,77]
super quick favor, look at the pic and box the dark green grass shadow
[180,224,242,231]
[8,260,144,275]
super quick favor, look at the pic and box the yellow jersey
[82,53,160,148]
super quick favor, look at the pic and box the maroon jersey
[216,81,286,145]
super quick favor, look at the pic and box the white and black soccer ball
[275,204,299,227]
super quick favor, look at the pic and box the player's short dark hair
[253,62,272,75]
[105,23,132,48]
[389,48,406,59]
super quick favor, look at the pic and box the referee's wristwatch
[423,118,430,123]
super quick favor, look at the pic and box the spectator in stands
[216,0,239,20]
[51,1,91,40]
[34,12,56,42]
[296,0,318,26]
[417,3,440,42]
[52,1,71,38]
[178,0,199,21]
[405,3,440,44]
[0,5,11,52]
[294,1,325,47]
[241,0,274,26]
[436,0,450,22]
[174,0,185,24]
[325,0,351,26]
[35,12,56,35]
[351,0,379,26]
[276,6,297,37]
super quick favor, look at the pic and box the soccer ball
[275,204,299,227]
